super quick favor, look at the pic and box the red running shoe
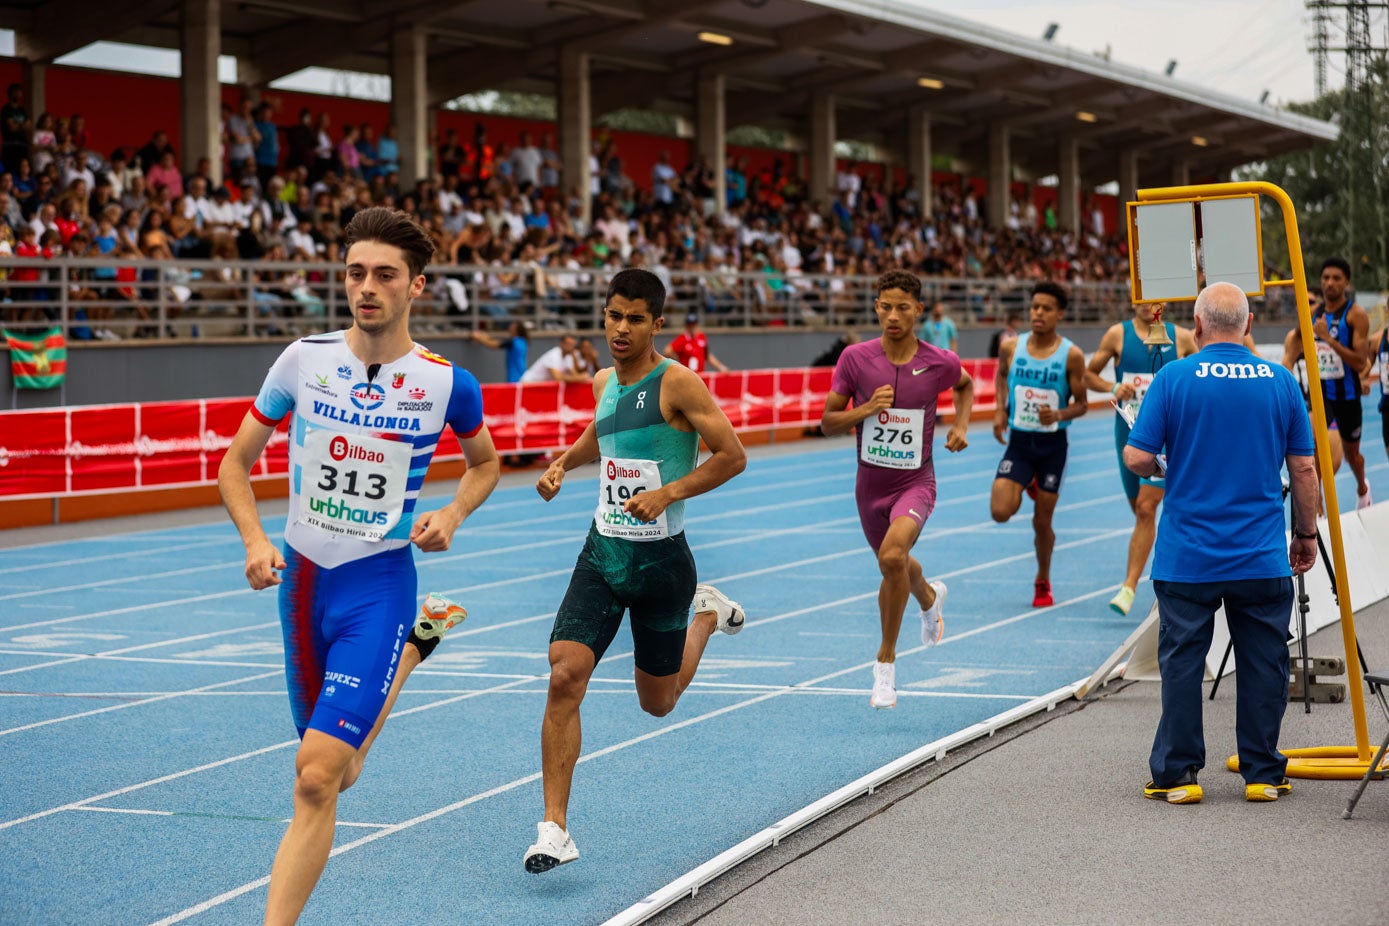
[1033,580,1053,608]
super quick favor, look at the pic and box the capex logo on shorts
[350,382,387,411]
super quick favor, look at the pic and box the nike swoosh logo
[912,368,928,376]
[909,509,921,519]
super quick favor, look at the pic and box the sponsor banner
[0,365,997,500]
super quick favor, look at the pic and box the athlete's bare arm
[411,426,500,552]
[1038,345,1089,427]
[622,364,746,522]
[944,369,974,452]
[1281,328,1301,371]
[217,412,285,590]
[1083,323,1130,399]
[1176,325,1198,358]
[819,384,893,437]
[536,368,610,501]
[992,337,1014,444]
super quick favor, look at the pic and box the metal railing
[0,256,1299,342]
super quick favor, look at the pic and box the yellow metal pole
[1137,180,1371,763]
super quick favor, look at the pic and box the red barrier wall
[0,363,998,502]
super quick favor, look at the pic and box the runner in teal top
[525,268,749,875]
[1085,301,1196,615]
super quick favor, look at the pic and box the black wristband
[1294,530,1317,539]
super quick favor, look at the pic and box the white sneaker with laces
[694,584,746,635]
[524,821,579,873]
[870,661,896,709]
[920,580,946,647]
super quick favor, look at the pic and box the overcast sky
[937,0,1319,105]
[10,0,1326,107]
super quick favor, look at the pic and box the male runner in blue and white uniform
[1282,289,1345,490]
[219,207,499,924]
[1306,257,1372,508]
[524,268,747,873]
[990,281,1088,607]
[1084,302,1196,615]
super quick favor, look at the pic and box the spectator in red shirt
[664,312,729,373]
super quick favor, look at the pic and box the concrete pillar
[390,24,428,187]
[23,61,45,122]
[180,0,222,185]
[906,105,932,216]
[987,123,1010,229]
[808,92,836,205]
[695,70,726,216]
[1118,147,1140,212]
[1057,134,1080,234]
[557,46,592,227]
[1170,158,1190,186]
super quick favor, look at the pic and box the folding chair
[1342,671,1389,820]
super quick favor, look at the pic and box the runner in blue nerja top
[219,207,500,924]
[1374,318,1389,463]
[989,281,1089,609]
[524,268,748,875]
[1084,301,1196,616]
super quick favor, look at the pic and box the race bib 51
[1314,342,1345,380]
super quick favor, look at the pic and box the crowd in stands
[0,83,1138,338]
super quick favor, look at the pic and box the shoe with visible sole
[1144,771,1203,804]
[524,821,579,873]
[870,661,896,709]
[408,593,468,661]
[1246,778,1292,802]
[1109,585,1136,616]
[1357,486,1373,511]
[1033,580,1054,608]
[920,581,946,647]
[695,584,746,635]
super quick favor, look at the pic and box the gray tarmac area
[650,598,1389,926]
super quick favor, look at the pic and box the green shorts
[552,524,697,676]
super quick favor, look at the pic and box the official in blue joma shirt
[1123,282,1320,806]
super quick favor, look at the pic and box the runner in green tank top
[524,268,748,874]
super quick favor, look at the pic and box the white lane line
[0,538,231,577]
[0,621,279,678]
[0,671,283,737]
[143,570,1131,923]
[0,674,539,832]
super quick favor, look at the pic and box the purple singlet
[830,338,962,549]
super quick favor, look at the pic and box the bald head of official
[1193,282,1252,346]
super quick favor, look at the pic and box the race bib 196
[860,407,925,469]
[1012,385,1060,432]
[297,428,412,541]
[1314,342,1345,380]
[595,456,668,540]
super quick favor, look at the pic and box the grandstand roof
[1,0,1337,181]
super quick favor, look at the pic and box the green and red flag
[4,327,67,389]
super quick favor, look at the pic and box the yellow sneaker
[1109,585,1136,616]
[1144,771,1203,804]
[1245,778,1291,802]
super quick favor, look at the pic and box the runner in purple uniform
[821,270,974,709]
